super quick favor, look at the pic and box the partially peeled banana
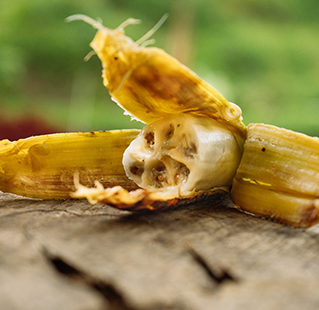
[0,15,318,227]
[67,14,245,211]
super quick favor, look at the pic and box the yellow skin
[0,130,139,199]
[67,15,246,143]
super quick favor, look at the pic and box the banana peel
[0,130,139,199]
[231,124,319,228]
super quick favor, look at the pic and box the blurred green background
[1,0,319,139]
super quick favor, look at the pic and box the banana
[66,15,245,210]
[1,15,317,228]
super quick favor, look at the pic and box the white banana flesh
[123,114,242,194]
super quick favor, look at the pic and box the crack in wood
[186,243,237,285]
[46,253,186,310]
[42,248,134,310]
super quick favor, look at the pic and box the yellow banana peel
[231,124,319,228]
[0,130,139,199]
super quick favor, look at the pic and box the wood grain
[1,191,319,310]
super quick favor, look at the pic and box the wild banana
[0,15,318,227]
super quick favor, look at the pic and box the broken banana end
[231,123,319,228]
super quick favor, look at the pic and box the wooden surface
[1,191,319,310]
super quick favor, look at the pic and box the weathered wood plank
[1,191,319,310]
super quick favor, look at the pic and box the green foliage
[1,0,319,135]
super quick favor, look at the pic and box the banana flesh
[231,124,319,228]
[123,114,242,193]
[0,130,139,199]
